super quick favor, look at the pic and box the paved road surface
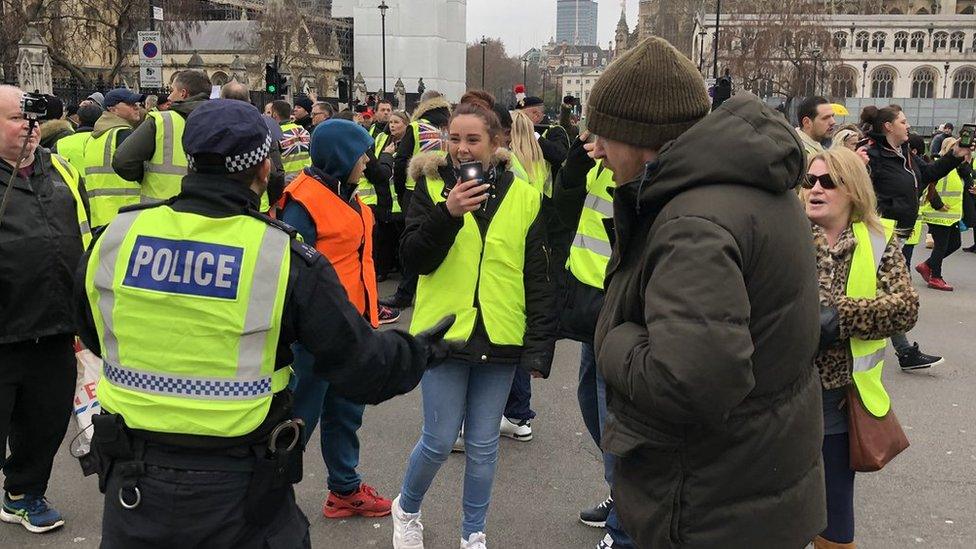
[3,250,976,548]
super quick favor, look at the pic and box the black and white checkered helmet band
[225,131,273,173]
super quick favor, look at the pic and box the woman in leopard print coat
[803,148,919,549]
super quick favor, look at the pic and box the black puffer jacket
[400,149,556,375]
[595,94,825,548]
[0,149,87,344]
[865,133,962,230]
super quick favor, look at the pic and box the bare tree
[465,38,545,107]
[245,0,319,78]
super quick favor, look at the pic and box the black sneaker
[897,342,945,371]
[379,292,413,309]
[579,495,613,528]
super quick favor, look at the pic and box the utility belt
[89,413,303,525]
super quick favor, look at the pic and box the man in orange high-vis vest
[279,119,398,519]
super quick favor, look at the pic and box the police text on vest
[123,236,244,299]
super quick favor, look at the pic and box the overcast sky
[466,0,640,56]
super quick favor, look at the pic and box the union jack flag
[416,121,444,153]
[280,126,311,157]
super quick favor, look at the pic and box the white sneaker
[499,416,532,441]
[461,531,487,549]
[392,495,424,549]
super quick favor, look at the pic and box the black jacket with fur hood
[400,149,557,376]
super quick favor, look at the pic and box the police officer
[75,100,455,548]
[0,85,89,534]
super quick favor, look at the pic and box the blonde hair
[940,136,958,157]
[509,110,547,184]
[806,147,884,234]
[831,127,861,150]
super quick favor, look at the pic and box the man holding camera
[0,85,89,534]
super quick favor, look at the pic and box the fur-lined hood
[408,148,512,182]
[39,119,74,145]
[411,96,452,123]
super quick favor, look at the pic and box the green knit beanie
[587,37,710,150]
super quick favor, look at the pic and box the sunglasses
[802,173,837,190]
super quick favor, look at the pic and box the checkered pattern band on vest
[186,130,273,174]
[103,361,273,399]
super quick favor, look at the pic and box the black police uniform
[74,101,450,548]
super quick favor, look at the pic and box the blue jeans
[399,359,516,539]
[289,344,364,494]
[503,367,536,421]
[578,343,633,547]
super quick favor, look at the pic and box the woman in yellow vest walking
[390,91,555,549]
[803,148,919,549]
[917,138,973,291]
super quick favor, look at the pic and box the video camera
[21,92,49,121]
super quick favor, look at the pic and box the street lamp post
[849,24,855,53]
[480,36,488,89]
[944,62,950,98]
[862,61,868,97]
[811,47,823,96]
[712,0,722,79]
[522,57,528,95]
[698,28,707,73]
[378,1,388,101]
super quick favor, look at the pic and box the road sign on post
[138,31,163,91]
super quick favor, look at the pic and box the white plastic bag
[71,341,102,457]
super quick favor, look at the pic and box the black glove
[414,314,460,368]
[819,305,840,350]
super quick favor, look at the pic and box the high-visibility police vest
[357,132,400,213]
[280,122,312,180]
[409,157,541,344]
[85,205,292,437]
[84,127,140,227]
[55,131,91,176]
[919,169,964,227]
[143,110,188,203]
[508,153,554,198]
[848,220,895,418]
[281,172,379,327]
[906,219,922,246]
[567,162,615,290]
[49,154,92,249]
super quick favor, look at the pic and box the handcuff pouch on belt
[90,413,145,509]
[245,418,304,526]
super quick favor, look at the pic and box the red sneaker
[927,277,954,291]
[322,483,392,518]
[915,261,932,283]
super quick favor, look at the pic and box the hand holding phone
[444,161,489,218]
[959,124,976,149]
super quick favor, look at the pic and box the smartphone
[960,124,976,149]
[443,162,487,204]
[855,137,871,149]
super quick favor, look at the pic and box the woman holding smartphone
[390,90,555,549]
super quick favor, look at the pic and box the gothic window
[953,68,976,99]
[911,67,936,98]
[829,66,857,99]
[871,67,895,98]
[832,31,847,49]
[949,32,965,52]
[871,31,886,52]
[894,32,908,52]
[856,31,869,52]
[933,32,948,52]
[910,32,925,52]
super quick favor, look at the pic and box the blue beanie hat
[310,119,374,182]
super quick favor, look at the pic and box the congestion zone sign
[143,43,159,59]
[138,31,162,65]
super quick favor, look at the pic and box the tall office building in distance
[556,0,598,46]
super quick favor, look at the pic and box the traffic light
[265,64,279,95]
[338,77,349,103]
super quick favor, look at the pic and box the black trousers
[926,223,962,278]
[371,211,402,278]
[0,334,76,496]
[101,464,310,549]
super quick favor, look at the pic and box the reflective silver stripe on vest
[852,347,885,373]
[80,220,91,235]
[936,191,962,198]
[86,128,120,174]
[102,360,271,400]
[88,188,141,198]
[922,211,960,221]
[145,111,187,176]
[93,210,144,367]
[358,186,376,197]
[572,233,612,258]
[867,227,887,274]
[284,153,311,163]
[584,192,613,218]
[236,226,289,380]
